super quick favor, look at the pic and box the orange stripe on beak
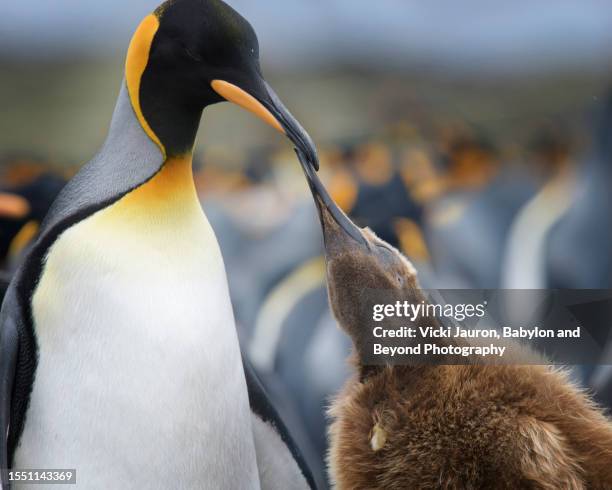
[211,80,286,135]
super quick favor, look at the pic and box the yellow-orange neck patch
[394,217,430,262]
[8,220,39,259]
[0,192,30,219]
[95,155,201,230]
[126,14,165,157]
[356,143,394,187]
[328,168,358,214]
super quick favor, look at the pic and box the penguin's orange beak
[211,79,319,171]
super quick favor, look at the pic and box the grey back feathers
[40,82,164,235]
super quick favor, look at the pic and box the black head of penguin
[130,0,318,166]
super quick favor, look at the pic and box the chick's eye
[396,274,404,286]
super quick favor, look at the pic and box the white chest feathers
[14,159,260,489]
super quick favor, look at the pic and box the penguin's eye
[396,274,404,286]
[183,45,203,62]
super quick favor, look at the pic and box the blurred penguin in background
[544,89,612,405]
[424,127,541,288]
[547,94,612,290]
[0,173,66,269]
[0,158,67,301]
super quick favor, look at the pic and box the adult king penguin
[0,0,318,488]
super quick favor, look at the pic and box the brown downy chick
[295,150,612,489]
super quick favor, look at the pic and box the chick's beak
[211,79,319,171]
[295,148,367,247]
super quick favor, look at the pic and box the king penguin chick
[0,1,319,489]
[296,150,612,489]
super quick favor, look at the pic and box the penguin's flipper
[242,357,317,490]
[0,306,19,487]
